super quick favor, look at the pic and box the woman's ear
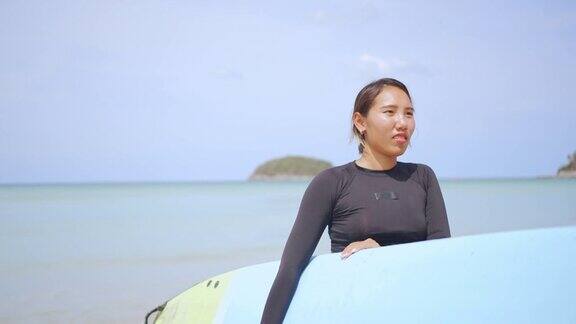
[352,112,366,133]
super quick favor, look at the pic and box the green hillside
[249,155,332,180]
[557,151,576,177]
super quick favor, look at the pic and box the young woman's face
[358,86,415,158]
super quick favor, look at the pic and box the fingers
[340,247,359,260]
[340,239,380,260]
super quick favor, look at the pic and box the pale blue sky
[1,1,575,183]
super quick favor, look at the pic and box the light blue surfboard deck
[150,226,576,323]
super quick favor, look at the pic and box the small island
[557,151,576,178]
[248,155,333,181]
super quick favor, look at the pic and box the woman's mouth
[392,134,407,144]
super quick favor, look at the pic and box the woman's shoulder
[312,162,352,181]
[398,161,436,174]
[397,162,440,188]
[308,162,355,189]
[323,161,355,174]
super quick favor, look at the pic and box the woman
[260,78,451,324]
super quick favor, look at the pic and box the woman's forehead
[373,87,413,108]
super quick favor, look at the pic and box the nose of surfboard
[151,271,234,324]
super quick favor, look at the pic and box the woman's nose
[395,115,408,129]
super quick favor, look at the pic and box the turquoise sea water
[1,179,575,323]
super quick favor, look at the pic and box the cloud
[358,53,434,76]
[359,54,407,73]
[312,10,327,23]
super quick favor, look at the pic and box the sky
[1,0,575,183]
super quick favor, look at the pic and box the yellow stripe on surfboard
[154,271,233,323]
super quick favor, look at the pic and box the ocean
[1,178,575,323]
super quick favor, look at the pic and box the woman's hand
[340,238,380,260]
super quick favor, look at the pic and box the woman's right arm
[260,170,337,324]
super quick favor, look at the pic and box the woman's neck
[356,149,397,171]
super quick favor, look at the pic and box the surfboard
[147,225,576,323]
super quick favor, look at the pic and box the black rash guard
[260,160,451,324]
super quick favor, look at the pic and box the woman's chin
[392,147,409,157]
[378,149,406,158]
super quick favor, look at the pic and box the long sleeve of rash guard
[422,165,451,240]
[260,170,336,324]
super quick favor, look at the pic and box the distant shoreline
[557,170,576,178]
[247,175,314,181]
[1,175,575,187]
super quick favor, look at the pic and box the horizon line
[0,175,571,187]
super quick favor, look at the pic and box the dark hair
[350,78,412,154]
